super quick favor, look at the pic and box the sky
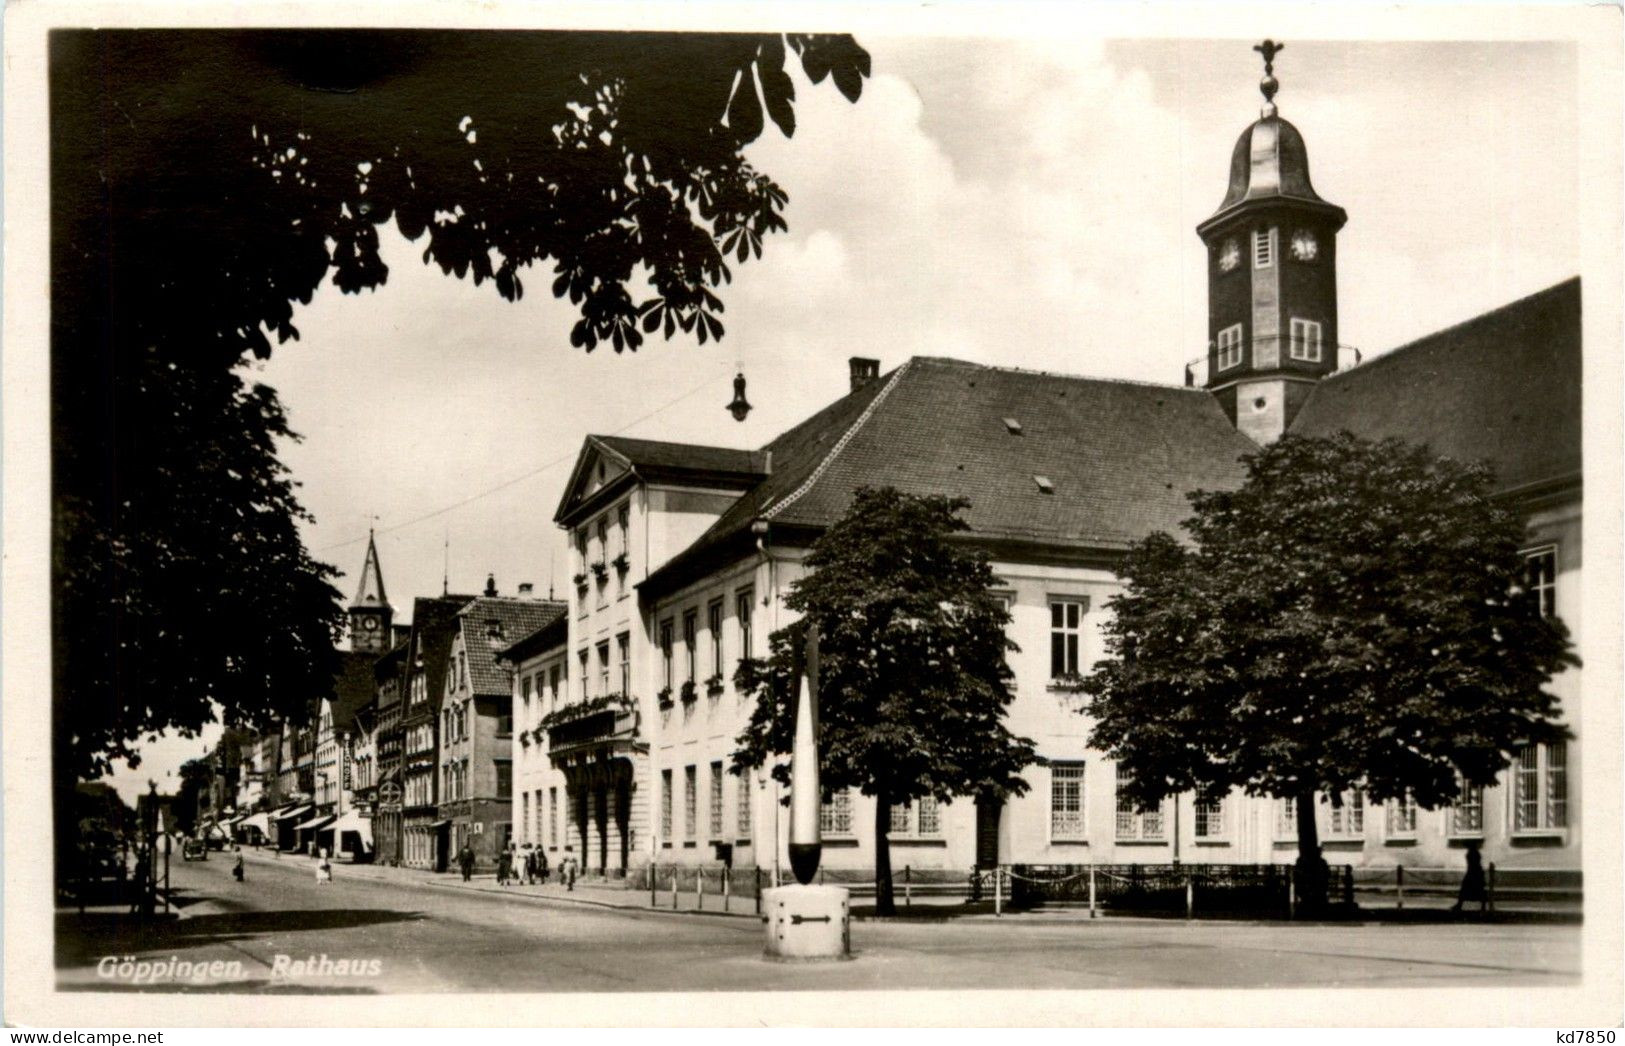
[104,35,1580,802]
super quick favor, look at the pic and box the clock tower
[1198,41,1346,444]
[349,530,393,654]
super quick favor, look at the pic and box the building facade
[437,590,564,871]
[400,594,475,871]
[503,616,569,861]
[531,56,1584,886]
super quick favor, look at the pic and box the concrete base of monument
[761,884,853,961]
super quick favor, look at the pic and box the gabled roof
[1290,278,1581,495]
[554,434,766,526]
[457,598,568,696]
[496,613,569,666]
[643,357,1257,596]
[402,594,476,716]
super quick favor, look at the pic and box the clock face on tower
[1218,239,1241,272]
[361,615,379,631]
[1291,230,1319,261]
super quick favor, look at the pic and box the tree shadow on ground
[55,908,427,967]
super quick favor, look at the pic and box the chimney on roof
[484,573,497,597]
[517,582,534,596]
[849,357,880,393]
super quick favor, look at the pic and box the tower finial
[1254,38,1284,116]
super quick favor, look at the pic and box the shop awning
[330,809,374,849]
[293,814,335,831]
[238,813,271,835]
[274,805,312,821]
[429,819,451,828]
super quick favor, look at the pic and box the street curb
[235,848,760,921]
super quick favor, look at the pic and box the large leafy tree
[735,487,1037,915]
[1083,433,1575,909]
[51,31,871,801]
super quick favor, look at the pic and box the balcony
[534,693,641,764]
[1184,338,1363,388]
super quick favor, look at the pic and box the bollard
[696,868,703,910]
[1288,875,1296,920]
[994,867,1003,917]
[1185,877,1194,919]
[671,870,678,910]
[1089,865,1097,918]
[904,865,912,908]
[650,864,657,908]
[1396,865,1405,910]
[1487,862,1496,913]
[755,867,763,915]
[723,868,730,912]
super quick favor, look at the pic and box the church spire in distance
[348,528,393,654]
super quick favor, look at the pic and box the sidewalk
[238,847,762,919]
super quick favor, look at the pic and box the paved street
[57,850,1580,993]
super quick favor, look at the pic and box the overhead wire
[315,368,732,555]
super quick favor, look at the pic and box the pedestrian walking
[496,847,511,886]
[563,853,577,892]
[232,853,245,883]
[1451,840,1489,913]
[458,843,475,883]
[522,846,536,885]
[316,849,333,884]
[537,848,550,885]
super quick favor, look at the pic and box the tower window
[1253,227,1275,268]
[1289,318,1323,362]
[1216,324,1243,371]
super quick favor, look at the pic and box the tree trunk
[874,791,895,917]
[1293,786,1328,914]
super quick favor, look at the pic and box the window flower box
[572,572,588,588]
[589,560,609,582]
[657,686,674,711]
[704,674,725,697]
[1046,673,1088,694]
[612,552,630,574]
[680,680,698,705]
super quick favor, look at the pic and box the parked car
[181,839,208,861]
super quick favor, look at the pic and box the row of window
[658,762,754,845]
[441,701,471,744]
[575,503,632,609]
[659,589,755,692]
[1049,548,1556,684]
[576,633,633,702]
[1213,319,1324,372]
[1049,743,1568,844]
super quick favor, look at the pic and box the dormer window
[1289,318,1323,362]
[1253,227,1275,268]
[1216,324,1244,371]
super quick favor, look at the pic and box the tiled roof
[496,613,569,665]
[1290,278,1581,494]
[330,651,377,733]
[458,598,568,696]
[404,595,476,716]
[644,358,1256,595]
[594,436,763,476]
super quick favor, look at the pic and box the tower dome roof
[1201,114,1346,234]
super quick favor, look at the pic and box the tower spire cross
[1254,39,1285,110]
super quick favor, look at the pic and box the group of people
[456,841,577,890]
